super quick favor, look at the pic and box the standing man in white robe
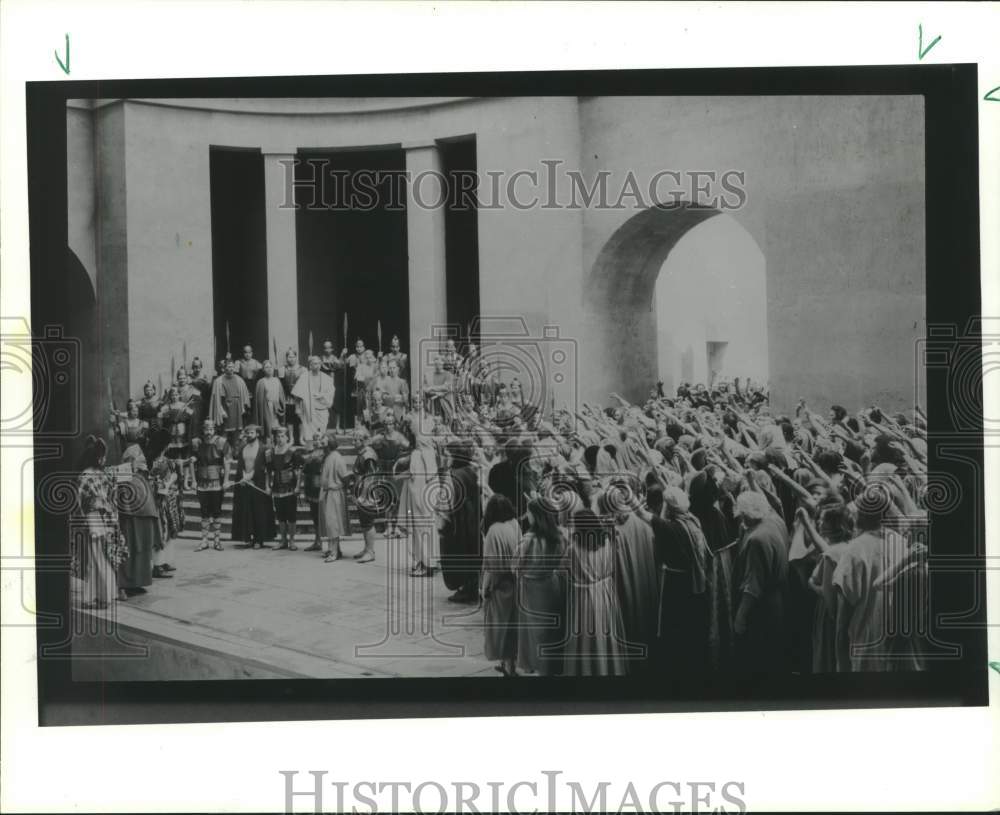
[292,355,335,447]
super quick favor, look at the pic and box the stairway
[179,435,367,541]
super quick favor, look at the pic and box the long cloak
[254,376,286,440]
[209,374,250,432]
[397,442,440,566]
[558,539,627,677]
[481,518,521,662]
[439,463,481,591]
[612,512,660,672]
[291,371,335,443]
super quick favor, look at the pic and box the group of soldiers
[106,333,521,553]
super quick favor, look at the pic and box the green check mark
[918,24,941,60]
[54,33,70,75]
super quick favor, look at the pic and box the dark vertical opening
[209,147,268,362]
[294,148,408,358]
[440,136,480,351]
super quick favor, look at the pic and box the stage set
[55,95,926,679]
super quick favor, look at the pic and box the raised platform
[71,529,497,680]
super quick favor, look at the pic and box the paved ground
[123,531,497,678]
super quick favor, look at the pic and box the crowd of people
[74,335,930,680]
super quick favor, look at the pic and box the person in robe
[115,444,160,596]
[158,385,195,460]
[422,355,455,425]
[439,440,481,603]
[267,425,303,551]
[109,398,149,456]
[279,349,307,445]
[732,489,789,676]
[318,431,352,563]
[73,436,127,609]
[597,485,659,675]
[291,355,335,446]
[513,498,566,675]
[481,494,521,677]
[299,432,328,553]
[687,465,736,552]
[230,424,275,550]
[558,508,627,677]
[209,358,251,448]
[397,417,441,577]
[187,418,230,551]
[254,359,286,440]
[637,485,712,675]
[320,339,346,431]
[149,455,182,577]
[796,501,854,673]
[830,492,909,672]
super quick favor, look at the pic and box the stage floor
[105,531,497,679]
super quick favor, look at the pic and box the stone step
[178,443,369,535]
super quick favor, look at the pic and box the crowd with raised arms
[75,339,929,681]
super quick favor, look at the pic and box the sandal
[288,543,298,551]
[195,542,210,552]
[356,552,375,564]
[213,542,224,551]
[323,552,341,563]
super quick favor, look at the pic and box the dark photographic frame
[27,64,987,726]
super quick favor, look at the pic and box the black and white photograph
[27,78,984,694]
[3,2,998,813]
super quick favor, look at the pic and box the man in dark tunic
[439,440,481,603]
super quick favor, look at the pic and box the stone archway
[586,202,766,402]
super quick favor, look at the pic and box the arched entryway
[586,203,767,402]
[653,214,767,396]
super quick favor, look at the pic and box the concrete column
[262,149,299,358]
[403,141,448,384]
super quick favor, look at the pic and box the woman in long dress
[254,359,286,441]
[230,424,276,549]
[115,444,161,596]
[513,497,566,676]
[73,436,128,609]
[481,494,521,677]
[398,419,441,577]
[558,508,627,677]
[318,431,352,562]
